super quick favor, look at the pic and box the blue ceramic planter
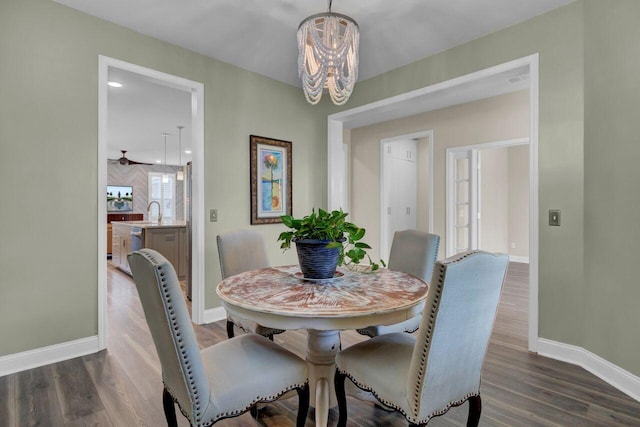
[294,238,343,279]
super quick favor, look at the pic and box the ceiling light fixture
[176,126,184,181]
[107,81,123,88]
[297,0,359,105]
[185,150,192,154]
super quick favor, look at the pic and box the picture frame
[250,135,292,224]
[107,185,134,212]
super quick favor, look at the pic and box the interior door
[446,148,479,257]
[381,139,418,260]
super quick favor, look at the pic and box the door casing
[327,54,539,352]
[98,56,206,351]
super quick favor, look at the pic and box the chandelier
[297,0,359,105]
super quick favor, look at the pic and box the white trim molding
[0,336,100,377]
[509,255,530,264]
[538,338,640,402]
[98,55,206,338]
[203,306,227,324]
[328,54,540,353]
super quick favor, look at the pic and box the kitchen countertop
[115,220,187,229]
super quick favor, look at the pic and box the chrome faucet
[147,201,162,222]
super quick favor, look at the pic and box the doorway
[446,138,529,258]
[328,54,539,352]
[97,56,206,350]
[379,131,434,260]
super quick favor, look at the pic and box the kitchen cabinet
[111,221,187,278]
[107,224,113,254]
[111,223,133,274]
[107,213,143,255]
[107,213,144,223]
[145,227,187,278]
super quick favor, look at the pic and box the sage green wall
[583,0,640,374]
[347,0,640,376]
[2,0,638,379]
[0,0,328,356]
[346,2,587,352]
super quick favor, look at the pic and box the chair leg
[162,387,178,427]
[296,383,310,427]
[250,405,258,418]
[226,320,235,339]
[334,372,348,427]
[467,395,482,427]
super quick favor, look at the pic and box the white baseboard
[203,306,226,324]
[538,338,640,402]
[509,255,529,263]
[0,335,100,377]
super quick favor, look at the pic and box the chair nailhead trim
[140,248,308,426]
[338,370,481,424]
[409,250,482,419]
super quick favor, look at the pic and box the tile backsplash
[107,162,185,220]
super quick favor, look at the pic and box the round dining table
[216,265,428,427]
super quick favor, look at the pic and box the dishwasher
[130,227,144,253]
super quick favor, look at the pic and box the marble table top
[216,265,428,318]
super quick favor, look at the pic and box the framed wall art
[106,185,133,212]
[250,135,292,224]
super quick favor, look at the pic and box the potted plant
[278,208,384,279]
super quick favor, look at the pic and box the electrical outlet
[210,208,218,222]
[549,210,560,226]
[511,242,516,249]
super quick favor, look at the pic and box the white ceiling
[65,0,573,164]
[107,68,192,166]
[57,0,573,86]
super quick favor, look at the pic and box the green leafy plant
[278,208,385,270]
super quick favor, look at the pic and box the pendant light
[297,0,359,105]
[162,132,169,184]
[176,126,184,181]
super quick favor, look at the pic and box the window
[148,172,176,221]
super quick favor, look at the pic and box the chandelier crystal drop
[297,1,359,105]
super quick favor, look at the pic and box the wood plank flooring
[1,262,639,426]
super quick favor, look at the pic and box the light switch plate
[210,208,218,222]
[549,210,560,226]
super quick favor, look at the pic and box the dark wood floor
[1,262,639,426]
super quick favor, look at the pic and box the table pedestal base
[306,329,341,427]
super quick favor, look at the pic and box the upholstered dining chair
[217,229,286,340]
[128,249,309,427]
[357,229,440,338]
[335,251,509,427]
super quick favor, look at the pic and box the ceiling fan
[111,150,152,166]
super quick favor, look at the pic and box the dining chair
[217,229,285,340]
[335,250,509,427]
[357,229,439,338]
[128,248,309,427]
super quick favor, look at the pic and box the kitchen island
[111,220,187,278]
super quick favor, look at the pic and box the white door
[381,139,418,259]
[446,148,479,257]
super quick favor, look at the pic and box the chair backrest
[128,249,210,425]
[406,251,509,420]
[387,230,440,281]
[217,229,269,279]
